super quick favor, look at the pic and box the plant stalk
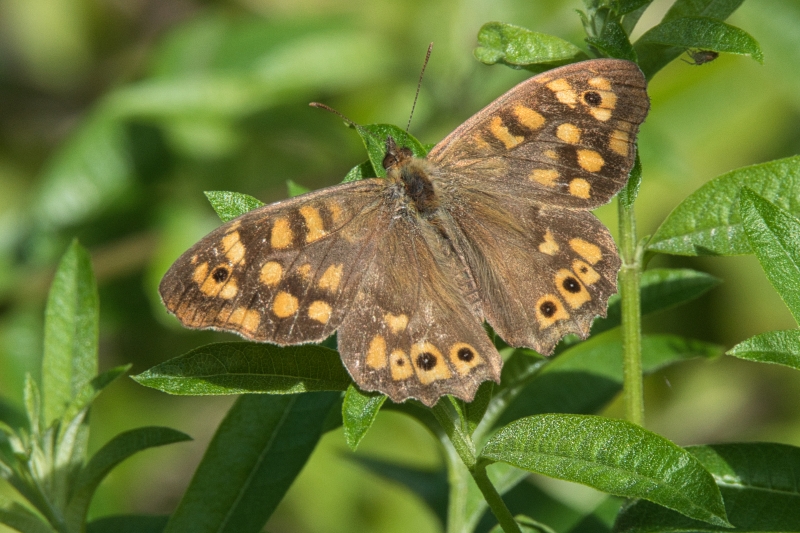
[618,198,644,426]
[471,462,522,533]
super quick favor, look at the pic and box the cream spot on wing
[577,149,605,172]
[569,178,591,199]
[588,77,611,90]
[535,294,569,328]
[514,105,545,130]
[555,269,591,309]
[573,260,601,285]
[197,263,238,299]
[384,313,409,334]
[546,78,577,107]
[271,218,293,249]
[616,120,634,132]
[590,108,612,121]
[489,116,524,149]
[410,342,451,384]
[272,291,298,318]
[448,342,483,376]
[260,261,282,287]
[299,205,326,243]
[474,134,491,151]
[308,300,332,324]
[191,254,198,265]
[556,123,581,144]
[609,129,630,156]
[297,263,312,280]
[390,349,413,380]
[222,231,245,264]
[193,262,209,284]
[227,307,261,332]
[318,264,343,293]
[366,335,387,369]
[531,169,559,187]
[327,202,343,224]
[544,149,558,159]
[570,238,602,264]
[539,230,559,255]
[219,281,238,299]
[595,90,617,110]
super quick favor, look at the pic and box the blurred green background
[1,0,799,531]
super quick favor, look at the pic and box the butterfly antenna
[407,42,433,132]
[308,102,359,129]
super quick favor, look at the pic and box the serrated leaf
[87,515,169,533]
[342,385,386,451]
[740,189,800,323]
[495,332,722,428]
[474,22,587,71]
[594,268,721,335]
[349,456,448,526]
[618,153,641,210]
[727,330,800,370]
[481,414,729,527]
[64,427,190,530]
[285,180,310,198]
[165,392,339,533]
[637,17,762,62]
[648,156,800,256]
[132,342,353,395]
[615,442,800,531]
[586,20,637,61]
[43,240,99,425]
[634,0,746,78]
[354,124,426,178]
[204,191,265,223]
[341,159,376,183]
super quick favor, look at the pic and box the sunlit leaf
[727,330,800,371]
[637,17,762,62]
[204,191,265,223]
[474,22,587,71]
[341,385,386,451]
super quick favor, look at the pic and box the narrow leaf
[165,392,339,533]
[43,240,99,424]
[637,17,763,62]
[0,501,57,533]
[728,330,800,370]
[586,20,637,62]
[615,442,800,531]
[481,414,729,526]
[474,22,587,71]
[87,515,169,533]
[618,153,642,210]
[489,515,556,533]
[132,342,352,395]
[65,427,191,529]
[62,364,131,423]
[342,384,386,451]
[648,156,800,256]
[594,268,721,335]
[617,0,653,16]
[740,189,800,323]
[204,191,265,223]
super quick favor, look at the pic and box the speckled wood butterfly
[160,59,649,407]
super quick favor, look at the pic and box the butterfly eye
[212,267,230,282]
[583,91,602,106]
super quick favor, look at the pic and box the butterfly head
[382,136,415,172]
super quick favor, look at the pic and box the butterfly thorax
[383,136,441,216]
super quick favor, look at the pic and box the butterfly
[159,58,649,407]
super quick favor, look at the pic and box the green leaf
[616,0,653,16]
[341,159,377,183]
[43,240,99,425]
[488,515,557,533]
[495,332,722,428]
[23,375,42,436]
[132,342,353,395]
[634,0,746,79]
[285,179,310,198]
[0,501,57,533]
[341,384,386,451]
[354,124,427,178]
[594,268,721,335]
[474,22,587,71]
[204,191,265,223]
[728,330,800,370]
[62,365,131,423]
[615,442,800,531]
[65,427,191,530]
[87,515,169,533]
[348,456,448,526]
[637,17,763,62]
[618,153,641,210]
[165,392,339,533]
[740,189,800,323]
[586,20,637,61]
[648,156,800,256]
[481,414,729,527]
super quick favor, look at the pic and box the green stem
[618,198,644,426]
[471,461,522,533]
